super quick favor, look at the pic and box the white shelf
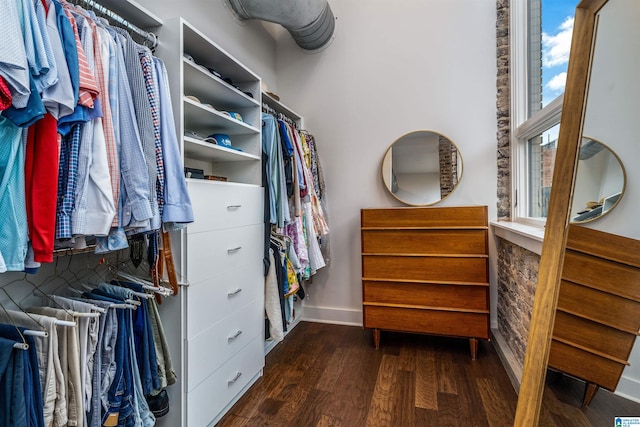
[262,91,303,122]
[97,0,162,29]
[182,22,260,86]
[183,136,260,163]
[184,60,259,110]
[183,98,260,136]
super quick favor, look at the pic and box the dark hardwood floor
[217,322,640,426]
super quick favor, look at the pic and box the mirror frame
[514,0,609,425]
[381,130,464,207]
[571,137,627,224]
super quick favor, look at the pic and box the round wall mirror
[382,130,463,206]
[571,137,626,223]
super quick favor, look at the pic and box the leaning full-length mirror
[516,0,640,425]
[381,130,463,206]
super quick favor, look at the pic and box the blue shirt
[0,0,30,108]
[0,117,28,271]
[154,58,194,227]
[109,30,153,228]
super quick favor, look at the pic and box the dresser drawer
[364,306,489,339]
[363,281,488,311]
[558,280,640,334]
[362,229,487,255]
[186,300,263,392]
[186,223,263,285]
[361,206,487,228]
[549,340,624,391]
[186,260,263,339]
[552,310,635,362]
[186,337,264,427]
[362,255,488,283]
[188,180,263,233]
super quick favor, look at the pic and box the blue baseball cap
[208,133,243,151]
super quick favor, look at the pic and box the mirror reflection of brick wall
[439,136,458,198]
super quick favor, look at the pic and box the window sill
[490,221,544,255]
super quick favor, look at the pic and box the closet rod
[262,103,298,129]
[73,0,158,48]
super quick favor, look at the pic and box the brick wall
[438,136,456,198]
[496,237,540,367]
[496,0,511,220]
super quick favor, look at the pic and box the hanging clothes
[0,1,192,269]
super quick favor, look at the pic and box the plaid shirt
[56,124,81,239]
[139,47,165,217]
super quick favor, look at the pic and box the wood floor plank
[397,337,417,372]
[436,392,462,427]
[215,414,252,427]
[316,414,342,427]
[316,347,347,392]
[415,407,441,427]
[476,377,517,427]
[287,388,334,427]
[366,354,399,426]
[453,361,490,427]
[415,345,438,410]
[393,369,416,427]
[542,384,591,427]
[437,351,458,394]
[315,343,382,426]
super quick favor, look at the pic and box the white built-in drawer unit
[156,17,265,427]
[186,337,264,427]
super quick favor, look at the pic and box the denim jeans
[0,336,27,427]
[110,280,160,393]
[77,298,115,427]
[99,283,159,427]
[0,325,44,427]
[0,309,60,427]
[85,291,134,427]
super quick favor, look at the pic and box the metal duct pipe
[227,0,335,51]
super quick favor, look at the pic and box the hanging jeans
[85,292,135,427]
[0,325,44,427]
[0,336,27,427]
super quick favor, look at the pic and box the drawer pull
[228,371,242,385]
[228,330,243,341]
[227,288,243,297]
[227,246,242,253]
[227,204,242,209]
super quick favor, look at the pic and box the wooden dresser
[361,206,490,359]
[549,224,640,406]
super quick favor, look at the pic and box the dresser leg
[469,338,478,360]
[373,329,380,349]
[582,382,599,407]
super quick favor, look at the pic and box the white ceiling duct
[226,0,335,51]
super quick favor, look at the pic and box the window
[512,0,579,225]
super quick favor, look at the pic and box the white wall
[273,0,498,325]
[578,0,640,402]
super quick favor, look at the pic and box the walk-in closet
[2,0,639,426]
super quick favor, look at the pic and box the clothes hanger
[0,300,30,350]
[0,287,50,336]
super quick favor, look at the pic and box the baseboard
[615,375,640,404]
[491,328,522,393]
[301,305,362,326]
